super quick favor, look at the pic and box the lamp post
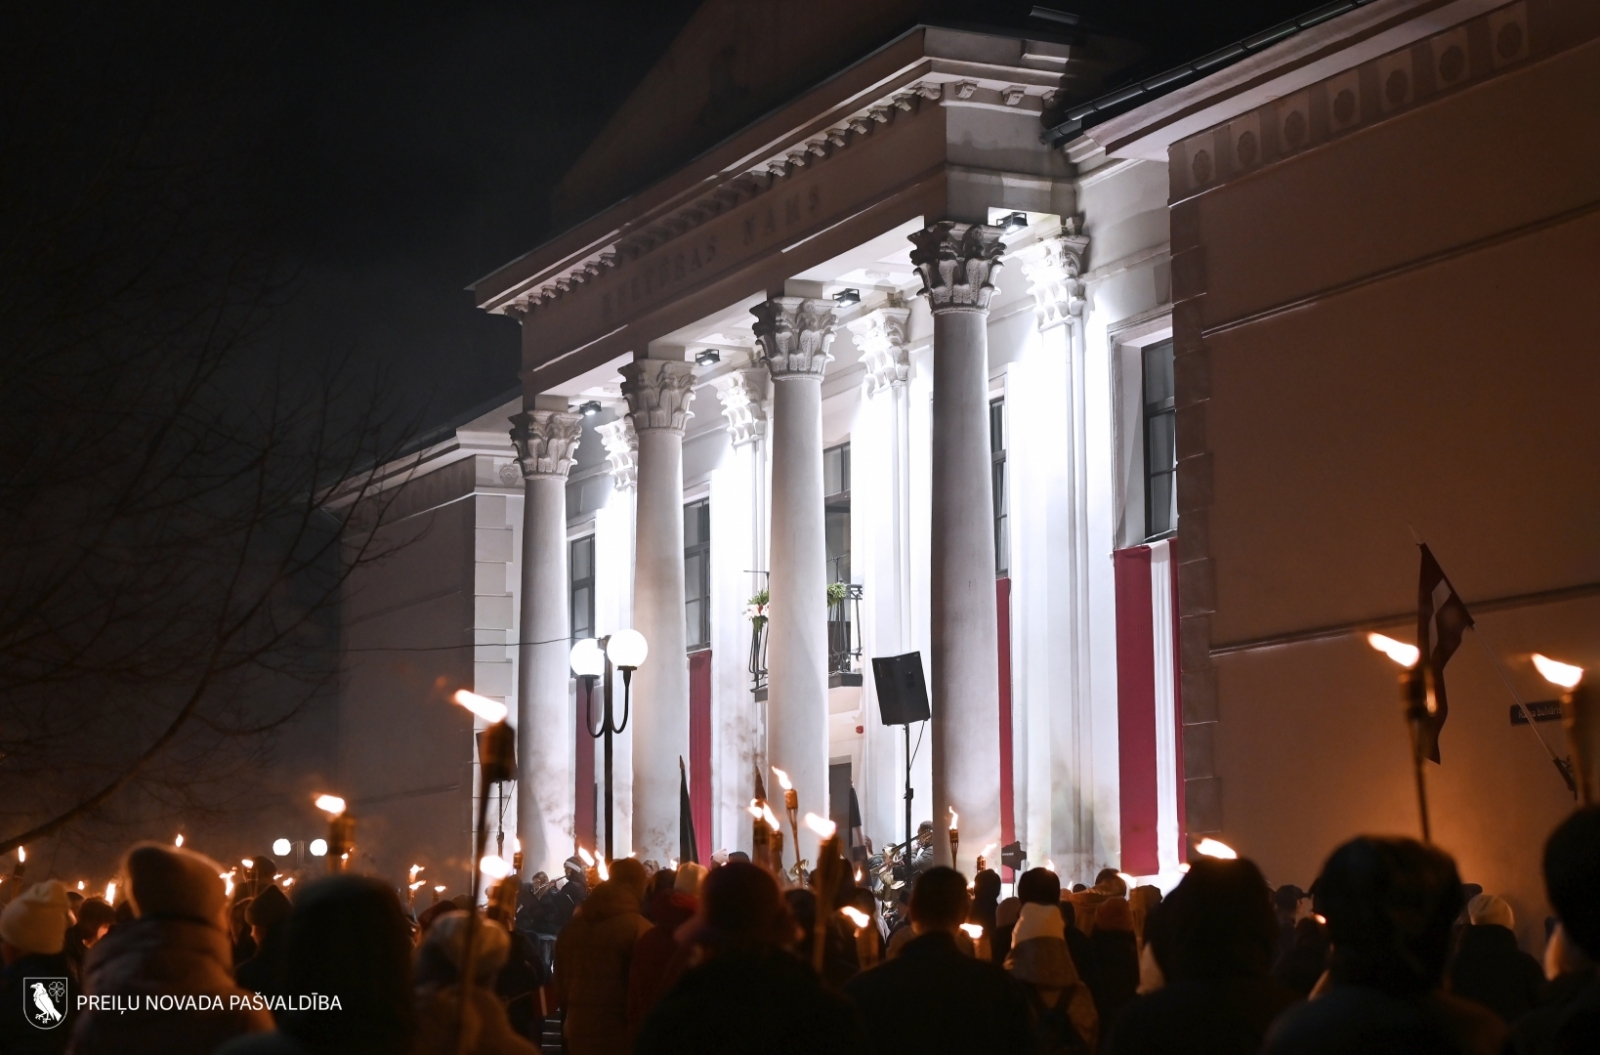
[573,630,648,862]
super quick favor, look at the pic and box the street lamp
[574,630,647,862]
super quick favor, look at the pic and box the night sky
[10,0,1314,430]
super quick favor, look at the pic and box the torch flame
[480,855,513,880]
[15,847,23,863]
[434,884,445,893]
[409,880,425,891]
[667,858,677,870]
[105,881,116,904]
[948,807,958,830]
[174,834,183,848]
[452,689,509,724]
[1367,633,1421,669]
[596,856,609,882]
[314,794,347,815]
[804,812,837,839]
[283,878,295,888]
[409,864,423,881]
[760,804,782,831]
[77,881,85,891]
[746,802,764,820]
[959,923,984,940]
[577,847,595,866]
[1195,837,1238,860]
[1533,653,1584,689]
[242,858,254,869]
[773,767,792,791]
[839,906,870,929]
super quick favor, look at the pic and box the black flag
[1417,544,1474,763]
[679,756,699,864]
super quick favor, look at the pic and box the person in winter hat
[62,897,117,982]
[68,842,272,1055]
[1509,807,1600,1055]
[847,867,1030,1055]
[218,874,418,1055]
[236,884,292,996]
[1111,857,1298,1055]
[0,880,75,1055]
[1005,885,1099,1053]
[626,864,703,1043]
[1263,836,1502,1055]
[1447,893,1543,1024]
[411,911,538,1055]
[636,861,868,1055]
[1091,895,1141,1031]
[553,857,652,1055]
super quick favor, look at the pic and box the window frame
[1141,339,1177,541]
[683,498,711,651]
[569,534,596,643]
[990,397,1009,577]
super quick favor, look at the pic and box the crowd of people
[0,807,1595,1054]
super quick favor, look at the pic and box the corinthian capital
[712,368,769,447]
[750,297,836,382]
[847,307,911,396]
[908,222,1005,313]
[596,416,637,492]
[620,359,696,433]
[508,410,583,480]
[1020,225,1089,330]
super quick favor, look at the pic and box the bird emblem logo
[24,978,67,1029]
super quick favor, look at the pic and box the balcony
[750,581,863,700]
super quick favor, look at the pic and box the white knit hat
[1013,901,1066,945]
[0,880,72,956]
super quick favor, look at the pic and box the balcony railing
[748,582,864,695]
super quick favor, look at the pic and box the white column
[709,367,769,854]
[1010,228,1097,876]
[620,360,696,860]
[910,221,1005,871]
[751,297,835,866]
[510,406,583,878]
[593,416,638,857]
[847,305,914,848]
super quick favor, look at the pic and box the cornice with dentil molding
[508,410,583,480]
[908,222,1006,314]
[595,417,637,492]
[620,359,696,433]
[711,368,769,447]
[750,297,837,382]
[847,305,912,396]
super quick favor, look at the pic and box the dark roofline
[1042,0,1379,145]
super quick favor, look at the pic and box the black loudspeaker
[872,652,931,726]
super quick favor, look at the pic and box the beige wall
[1174,28,1600,950]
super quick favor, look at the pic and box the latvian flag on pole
[1417,544,1475,763]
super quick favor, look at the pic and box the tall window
[570,536,595,642]
[1143,339,1177,538]
[824,443,850,584]
[990,398,1008,576]
[684,499,711,650]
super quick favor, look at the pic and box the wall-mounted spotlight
[1001,212,1029,233]
[578,400,602,417]
[694,348,721,366]
[832,288,861,306]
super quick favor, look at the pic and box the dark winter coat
[635,946,869,1055]
[1446,923,1544,1024]
[846,930,1032,1054]
[236,922,290,997]
[66,915,272,1055]
[1271,919,1331,998]
[0,952,75,1055]
[1090,928,1140,1029]
[625,891,696,1044]
[1508,967,1600,1055]
[551,878,651,1055]
[1262,983,1506,1055]
[1109,977,1299,1055]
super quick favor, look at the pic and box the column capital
[508,410,582,480]
[595,416,637,492]
[711,367,769,447]
[750,297,836,382]
[908,221,1005,314]
[1019,223,1090,330]
[620,359,696,433]
[847,306,911,396]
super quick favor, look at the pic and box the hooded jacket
[1006,904,1100,1053]
[1447,923,1544,1024]
[553,877,652,1055]
[66,915,273,1055]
